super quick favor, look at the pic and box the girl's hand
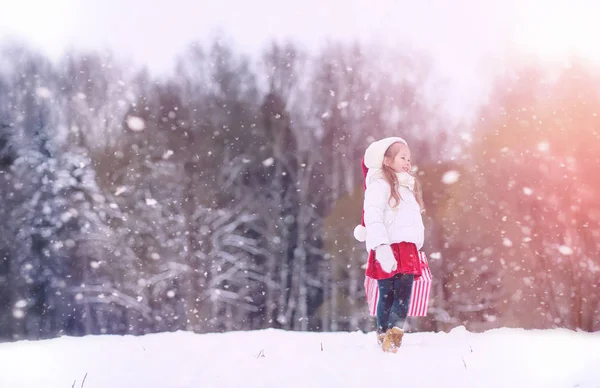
[375,245,397,273]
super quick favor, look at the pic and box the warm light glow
[513,0,600,62]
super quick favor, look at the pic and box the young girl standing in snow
[353,137,425,352]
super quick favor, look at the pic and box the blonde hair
[382,142,425,211]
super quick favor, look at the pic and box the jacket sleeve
[363,179,390,252]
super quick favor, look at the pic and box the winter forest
[0,33,599,343]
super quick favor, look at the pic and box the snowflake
[126,116,146,132]
[442,170,460,185]
[60,209,77,223]
[162,150,174,160]
[262,157,274,167]
[36,87,52,98]
[537,141,550,152]
[558,245,573,255]
[14,300,27,308]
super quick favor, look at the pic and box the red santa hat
[353,136,408,242]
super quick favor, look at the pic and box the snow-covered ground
[0,327,599,388]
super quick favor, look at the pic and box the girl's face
[384,142,411,173]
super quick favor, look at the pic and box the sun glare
[513,0,600,62]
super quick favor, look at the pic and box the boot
[376,330,386,345]
[382,327,404,353]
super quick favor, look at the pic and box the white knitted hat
[364,136,407,169]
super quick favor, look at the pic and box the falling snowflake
[126,116,146,132]
[523,187,533,196]
[115,186,127,196]
[12,309,25,319]
[167,290,176,298]
[277,314,287,324]
[162,150,174,160]
[145,198,157,206]
[558,245,573,255]
[460,133,472,143]
[502,237,513,247]
[262,157,274,167]
[60,210,76,223]
[523,277,534,286]
[14,300,27,309]
[36,87,52,98]
[537,142,550,152]
[442,170,460,185]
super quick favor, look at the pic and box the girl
[353,136,425,352]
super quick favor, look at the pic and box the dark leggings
[376,273,414,332]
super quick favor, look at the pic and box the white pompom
[353,225,367,242]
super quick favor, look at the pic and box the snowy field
[0,326,599,388]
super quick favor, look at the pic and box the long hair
[382,163,401,208]
[381,142,425,212]
[413,176,425,213]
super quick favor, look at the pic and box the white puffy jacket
[363,175,424,252]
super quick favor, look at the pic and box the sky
[0,0,515,69]
[0,326,599,387]
[2,0,600,119]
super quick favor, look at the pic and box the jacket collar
[365,169,415,191]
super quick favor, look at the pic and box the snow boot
[382,327,404,353]
[376,330,386,345]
